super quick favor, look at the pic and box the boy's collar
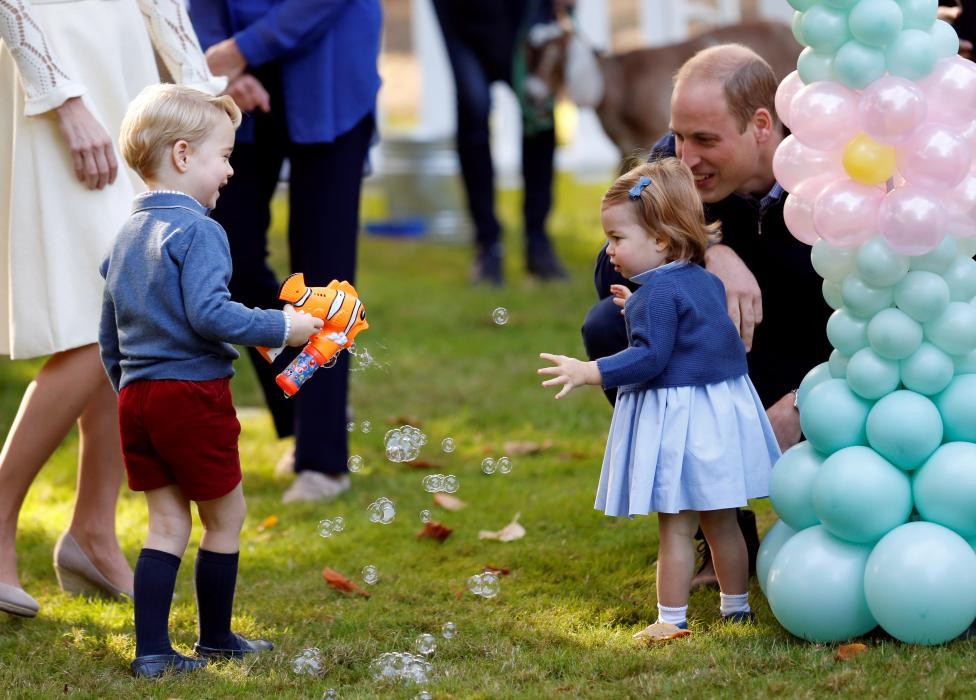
[133,189,208,215]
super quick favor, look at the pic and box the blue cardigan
[189,0,382,144]
[596,262,749,394]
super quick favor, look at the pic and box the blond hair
[674,44,780,133]
[602,159,720,264]
[119,84,242,179]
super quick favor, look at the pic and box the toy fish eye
[359,309,366,320]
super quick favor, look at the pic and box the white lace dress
[0,0,224,358]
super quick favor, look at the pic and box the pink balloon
[813,179,884,249]
[776,71,804,130]
[878,186,948,255]
[790,82,860,151]
[919,56,976,129]
[897,123,972,189]
[859,76,928,145]
[773,135,844,193]
[784,193,819,245]
[946,172,976,238]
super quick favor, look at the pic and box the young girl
[539,159,780,636]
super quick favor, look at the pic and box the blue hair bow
[628,176,652,200]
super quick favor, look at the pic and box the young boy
[100,84,323,678]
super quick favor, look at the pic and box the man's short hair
[119,84,242,179]
[674,44,780,133]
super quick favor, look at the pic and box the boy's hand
[610,284,632,313]
[284,305,323,346]
[538,353,601,399]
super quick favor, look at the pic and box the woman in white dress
[0,0,223,617]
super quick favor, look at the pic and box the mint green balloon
[770,441,826,531]
[827,309,870,355]
[934,374,976,441]
[800,378,871,454]
[900,342,954,395]
[943,257,976,301]
[924,301,976,355]
[758,520,798,594]
[864,522,976,644]
[896,0,938,30]
[953,349,976,374]
[866,389,943,469]
[797,361,833,409]
[834,40,888,88]
[930,19,961,58]
[813,446,912,543]
[868,307,924,359]
[886,29,938,80]
[767,526,876,642]
[802,4,852,52]
[788,0,819,10]
[894,270,950,322]
[798,47,836,83]
[829,349,850,378]
[824,0,861,8]
[823,279,844,310]
[792,10,808,46]
[841,275,894,318]
[812,238,856,281]
[909,234,957,273]
[857,237,909,288]
[914,442,976,539]
[847,347,901,399]
[850,0,904,47]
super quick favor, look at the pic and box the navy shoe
[722,610,755,624]
[131,652,207,678]
[655,618,688,630]
[194,632,274,659]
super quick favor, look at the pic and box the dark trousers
[210,74,374,475]
[432,0,556,256]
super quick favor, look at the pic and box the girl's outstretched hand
[538,353,601,399]
[610,284,632,313]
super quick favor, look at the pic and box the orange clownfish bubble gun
[256,273,369,397]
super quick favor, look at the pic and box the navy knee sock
[134,548,181,657]
[195,549,240,649]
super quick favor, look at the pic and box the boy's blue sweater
[596,262,749,394]
[99,191,287,392]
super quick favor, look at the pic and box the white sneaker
[282,471,350,504]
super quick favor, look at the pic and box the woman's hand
[538,352,601,399]
[206,38,247,80]
[225,74,271,113]
[610,284,632,313]
[55,97,118,190]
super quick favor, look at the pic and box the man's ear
[752,107,774,143]
[171,140,190,173]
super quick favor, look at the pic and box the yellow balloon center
[842,133,896,186]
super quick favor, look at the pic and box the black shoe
[722,610,755,624]
[738,509,760,577]
[526,247,568,280]
[131,652,207,678]
[194,632,274,659]
[471,248,503,286]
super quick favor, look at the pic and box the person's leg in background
[280,114,375,504]
[521,123,566,279]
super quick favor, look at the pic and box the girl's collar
[630,259,689,284]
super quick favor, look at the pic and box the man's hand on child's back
[284,304,323,346]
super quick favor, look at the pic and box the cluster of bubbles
[291,647,324,676]
[361,564,379,585]
[321,689,339,700]
[421,474,459,494]
[441,437,456,453]
[349,343,377,373]
[492,307,509,325]
[480,456,512,475]
[317,516,345,538]
[368,651,432,687]
[367,497,396,524]
[347,454,364,473]
[466,572,500,599]
[384,425,427,463]
[419,509,432,523]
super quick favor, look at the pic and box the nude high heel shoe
[53,532,130,600]
[0,582,39,617]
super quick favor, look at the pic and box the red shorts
[118,378,242,501]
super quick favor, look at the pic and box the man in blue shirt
[189,0,382,503]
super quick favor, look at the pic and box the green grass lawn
[1,176,974,698]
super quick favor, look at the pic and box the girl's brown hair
[602,158,721,264]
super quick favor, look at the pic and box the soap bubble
[323,354,338,369]
[322,690,339,700]
[481,458,496,475]
[497,456,512,474]
[362,565,379,585]
[415,633,437,656]
[317,519,336,537]
[467,572,500,599]
[369,651,431,687]
[492,307,509,325]
[385,425,426,463]
[421,474,442,493]
[415,692,432,700]
[441,437,455,453]
[360,420,372,433]
[291,647,324,675]
[442,474,459,493]
[420,509,432,523]
[441,621,457,639]
[332,516,345,533]
[368,497,396,524]
[347,454,364,472]
[346,421,355,433]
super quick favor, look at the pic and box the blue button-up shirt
[189,0,382,144]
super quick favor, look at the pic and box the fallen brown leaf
[483,565,510,576]
[322,566,370,598]
[559,451,591,460]
[405,459,438,470]
[478,513,526,542]
[835,642,868,661]
[433,493,467,511]
[386,416,422,427]
[501,439,554,456]
[417,521,453,541]
[633,622,691,643]
[257,515,278,532]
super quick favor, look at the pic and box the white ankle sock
[657,603,688,626]
[720,592,750,616]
